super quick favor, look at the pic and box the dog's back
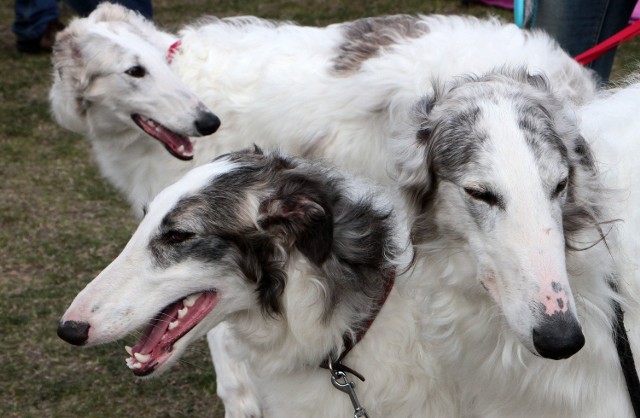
[50,5,597,216]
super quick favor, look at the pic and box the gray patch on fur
[332,15,428,74]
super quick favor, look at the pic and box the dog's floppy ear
[52,26,85,89]
[397,92,439,211]
[50,24,92,134]
[258,173,333,265]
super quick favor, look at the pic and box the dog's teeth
[183,293,201,307]
[168,320,179,330]
[177,307,188,319]
[125,345,133,356]
[134,352,151,363]
[132,362,143,369]
[126,358,135,368]
[177,145,185,153]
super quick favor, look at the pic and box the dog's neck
[230,247,401,377]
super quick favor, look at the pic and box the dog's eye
[162,230,195,245]
[552,178,568,198]
[125,65,147,78]
[464,187,501,207]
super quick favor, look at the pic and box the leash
[320,269,396,417]
[612,293,640,416]
[575,19,640,65]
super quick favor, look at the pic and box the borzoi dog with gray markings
[394,69,637,416]
[57,148,458,417]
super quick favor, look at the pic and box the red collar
[320,269,396,382]
[167,40,182,64]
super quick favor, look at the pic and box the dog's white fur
[51,4,611,416]
[50,4,597,218]
[59,150,459,417]
[394,71,639,417]
[579,79,640,363]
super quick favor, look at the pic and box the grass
[0,1,638,417]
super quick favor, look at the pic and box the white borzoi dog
[394,69,639,416]
[50,3,598,220]
[57,147,459,417]
[50,4,599,415]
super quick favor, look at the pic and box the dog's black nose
[194,111,221,136]
[57,320,90,346]
[532,312,585,360]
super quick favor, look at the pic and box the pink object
[476,0,513,8]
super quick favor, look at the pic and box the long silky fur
[393,69,635,417]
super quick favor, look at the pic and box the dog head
[58,147,401,376]
[49,3,220,160]
[397,70,607,359]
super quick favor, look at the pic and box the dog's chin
[131,114,194,161]
[124,290,218,377]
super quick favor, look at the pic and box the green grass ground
[0,1,638,416]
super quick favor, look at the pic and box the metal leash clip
[330,368,370,418]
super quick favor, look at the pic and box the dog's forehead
[144,159,240,228]
[87,22,163,62]
[435,81,568,178]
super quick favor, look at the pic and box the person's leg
[536,0,636,84]
[63,0,152,20]
[13,0,63,53]
[591,0,637,82]
[13,0,59,42]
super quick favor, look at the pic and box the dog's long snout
[57,320,91,346]
[532,312,585,360]
[194,110,221,136]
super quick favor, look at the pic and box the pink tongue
[130,292,219,361]
[131,114,194,160]
[135,303,181,355]
[127,292,219,376]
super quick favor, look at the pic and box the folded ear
[258,176,333,265]
[50,25,91,134]
[52,25,86,89]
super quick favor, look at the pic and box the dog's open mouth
[124,290,218,376]
[131,114,194,161]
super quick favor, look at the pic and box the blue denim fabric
[13,0,152,41]
[534,0,636,84]
[13,0,59,41]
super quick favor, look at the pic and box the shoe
[16,19,65,54]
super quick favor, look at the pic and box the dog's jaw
[125,290,218,376]
[131,114,195,161]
